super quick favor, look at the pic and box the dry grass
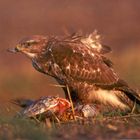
[0,113,140,140]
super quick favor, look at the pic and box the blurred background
[0,0,140,114]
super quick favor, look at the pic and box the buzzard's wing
[51,41,119,86]
[62,32,112,54]
[51,40,140,104]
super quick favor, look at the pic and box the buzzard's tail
[116,79,140,106]
[118,87,140,105]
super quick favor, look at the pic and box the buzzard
[9,32,140,112]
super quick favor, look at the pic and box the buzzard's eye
[23,41,37,48]
[21,42,29,48]
[26,42,32,46]
[27,40,37,44]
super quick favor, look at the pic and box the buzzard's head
[8,35,47,58]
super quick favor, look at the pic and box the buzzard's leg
[63,87,80,103]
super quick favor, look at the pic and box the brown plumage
[8,32,140,112]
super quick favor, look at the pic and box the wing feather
[51,41,119,86]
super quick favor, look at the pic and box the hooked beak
[7,45,21,53]
[7,44,37,58]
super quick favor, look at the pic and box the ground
[0,114,140,140]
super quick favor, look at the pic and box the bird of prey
[8,31,140,113]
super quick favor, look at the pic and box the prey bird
[11,96,97,122]
[8,32,140,113]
